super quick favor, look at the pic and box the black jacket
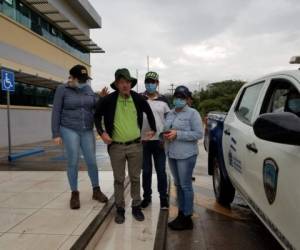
[94,90,157,138]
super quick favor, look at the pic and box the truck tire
[212,157,235,206]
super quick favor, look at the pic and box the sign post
[1,69,15,160]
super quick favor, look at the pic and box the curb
[153,176,171,250]
[70,177,130,250]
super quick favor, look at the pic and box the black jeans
[142,140,168,201]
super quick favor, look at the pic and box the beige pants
[108,142,143,208]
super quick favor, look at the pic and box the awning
[23,0,105,53]
[14,71,63,89]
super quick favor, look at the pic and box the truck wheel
[212,157,235,206]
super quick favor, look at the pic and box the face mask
[145,83,157,94]
[173,98,187,109]
[288,99,300,113]
[78,83,86,89]
[68,80,84,88]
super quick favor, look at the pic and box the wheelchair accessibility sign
[1,69,15,92]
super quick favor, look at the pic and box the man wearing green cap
[141,72,170,210]
[94,68,156,224]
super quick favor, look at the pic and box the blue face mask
[173,98,187,109]
[145,83,157,94]
[288,99,300,112]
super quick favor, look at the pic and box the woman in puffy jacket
[52,64,108,209]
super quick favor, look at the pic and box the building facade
[0,0,103,147]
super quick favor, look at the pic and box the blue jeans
[168,155,197,216]
[60,126,99,191]
[142,140,168,201]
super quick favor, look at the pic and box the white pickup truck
[207,62,300,249]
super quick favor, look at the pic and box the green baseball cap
[110,68,137,90]
[145,71,159,81]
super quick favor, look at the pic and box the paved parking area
[166,144,283,250]
[0,139,111,171]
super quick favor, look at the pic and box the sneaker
[132,206,145,221]
[141,198,151,209]
[93,187,108,203]
[70,191,80,210]
[115,207,125,224]
[160,198,169,210]
[168,214,193,231]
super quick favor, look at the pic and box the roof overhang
[67,0,102,28]
[22,0,104,53]
[14,70,63,89]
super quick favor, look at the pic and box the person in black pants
[140,72,170,210]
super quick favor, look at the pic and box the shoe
[70,191,80,209]
[93,187,108,203]
[168,210,183,228]
[115,207,125,224]
[132,206,145,221]
[141,198,151,209]
[168,214,193,231]
[160,198,169,210]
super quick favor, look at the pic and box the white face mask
[86,79,91,86]
[68,80,89,88]
[67,79,78,88]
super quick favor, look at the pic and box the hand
[164,130,177,141]
[159,140,165,149]
[53,137,62,145]
[101,132,112,144]
[144,131,156,141]
[97,87,109,97]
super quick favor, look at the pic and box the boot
[115,207,125,224]
[132,206,145,221]
[93,187,108,203]
[70,191,80,209]
[168,214,194,231]
[168,210,184,228]
[141,198,152,209]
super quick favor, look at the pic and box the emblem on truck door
[263,158,279,205]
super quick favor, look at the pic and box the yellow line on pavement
[194,193,247,220]
[170,180,248,220]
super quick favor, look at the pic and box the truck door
[243,76,300,248]
[223,81,265,190]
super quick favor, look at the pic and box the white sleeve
[164,103,170,113]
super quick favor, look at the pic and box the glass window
[235,82,264,124]
[40,18,49,31]
[30,11,43,35]
[2,0,15,19]
[16,0,30,28]
[0,82,55,107]
[260,78,300,116]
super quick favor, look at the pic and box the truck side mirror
[253,112,300,146]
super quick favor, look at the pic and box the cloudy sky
[89,0,300,93]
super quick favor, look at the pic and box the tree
[193,80,245,117]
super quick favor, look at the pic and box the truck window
[260,78,300,116]
[235,82,264,125]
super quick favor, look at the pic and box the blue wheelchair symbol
[1,70,15,92]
